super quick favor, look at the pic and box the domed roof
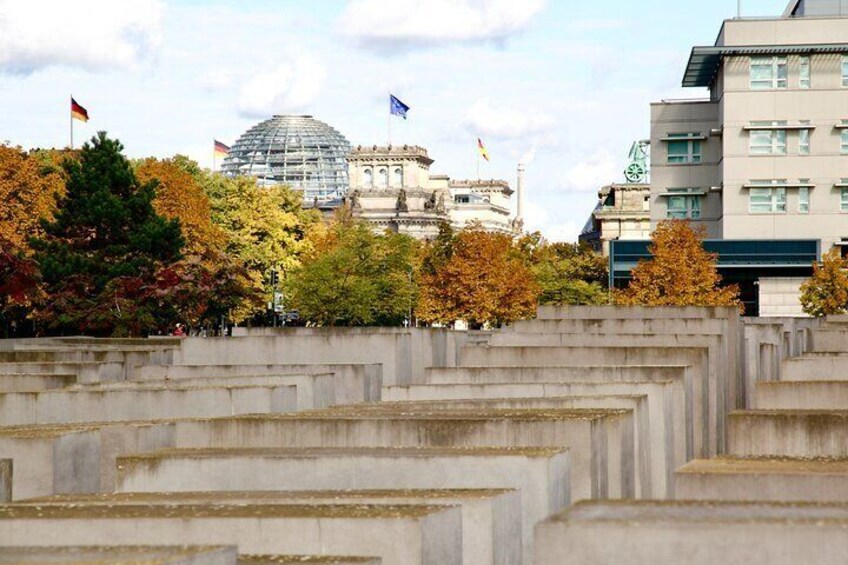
[221,115,352,202]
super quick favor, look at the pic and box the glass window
[377,168,388,188]
[666,189,702,220]
[667,134,702,164]
[799,123,811,155]
[393,167,403,187]
[842,187,848,212]
[843,56,848,87]
[842,124,848,154]
[748,182,787,213]
[799,186,810,214]
[749,124,787,155]
[750,57,788,89]
[799,56,811,89]
[363,168,373,187]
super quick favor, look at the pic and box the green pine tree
[32,132,184,336]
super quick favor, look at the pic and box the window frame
[666,134,702,165]
[363,168,373,187]
[748,181,787,214]
[799,122,811,155]
[841,185,848,213]
[666,188,702,220]
[748,124,787,155]
[750,56,788,90]
[799,56,811,89]
[799,185,810,214]
[842,56,848,88]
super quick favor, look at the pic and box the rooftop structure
[345,145,519,239]
[222,115,351,202]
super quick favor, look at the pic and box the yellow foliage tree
[799,248,848,317]
[135,157,227,255]
[0,145,66,252]
[418,227,539,328]
[615,220,742,309]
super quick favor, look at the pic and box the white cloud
[545,221,581,243]
[341,0,547,51]
[200,69,235,92]
[523,200,580,243]
[0,0,163,74]
[238,55,326,118]
[465,99,553,140]
[560,149,621,194]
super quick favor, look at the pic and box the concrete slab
[239,557,379,565]
[0,374,76,392]
[0,362,124,384]
[0,546,238,565]
[116,446,569,561]
[676,457,848,502]
[534,305,740,320]
[0,427,100,500]
[80,373,352,411]
[172,409,628,500]
[382,380,680,498]
[754,381,848,410]
[0,459,10,502]
[534,500,848,565]
[728,410,848,457]
[782,355,848,381]
[129,364,382,404]
[1,421,176,496]
[19,489,520,565]
[0,503,462,565]
[456,345,713,459]
[329,396,650,496]
[0,384,298,426]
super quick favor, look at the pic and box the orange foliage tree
[615,220,741,309]
[0,145,66,251]
[135,157,227,255]
[418,226,539,328]
[799,248,848,317]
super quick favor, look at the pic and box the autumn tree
[615,220,741,309]
[0,145,66,252]
[418,227,539,328]
[31,133,184,336]
[799,248,848,317]
[199,172,318,320]
[286,216,418,326]
[0,238,43,337]
[136,157,227,255]
[519,232,609,306]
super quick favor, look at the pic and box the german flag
[213,140,230,157]
[71,97,89,122]
[477,138,490,162]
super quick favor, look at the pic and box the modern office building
[346,144,520,239]
[222,115,351,203]
[613,0,848,315]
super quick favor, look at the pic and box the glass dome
[221,115,352,202]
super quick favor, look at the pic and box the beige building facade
[580,183,651,256]
[346,145,519,239]
[651,0,848,253]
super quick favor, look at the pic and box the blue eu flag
[390,94,410,120]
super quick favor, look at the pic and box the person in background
[172,323,186,337]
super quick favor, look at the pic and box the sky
[0,0,791,241]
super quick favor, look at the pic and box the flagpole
[387,93,392,147]
[69,95,73,150]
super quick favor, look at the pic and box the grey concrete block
[675,457,848,502]
[0,503,461,565]
[0,546,238,565]
[22,489,519,565]
[728,411,848,457]
[172,409,628,501]
[116,446,569,562]
[754,381,848,410]
[534,500,848,565]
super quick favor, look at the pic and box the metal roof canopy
[683,43,848,87]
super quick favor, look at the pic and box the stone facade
[346,145,518,239]
[580,183,651,256]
